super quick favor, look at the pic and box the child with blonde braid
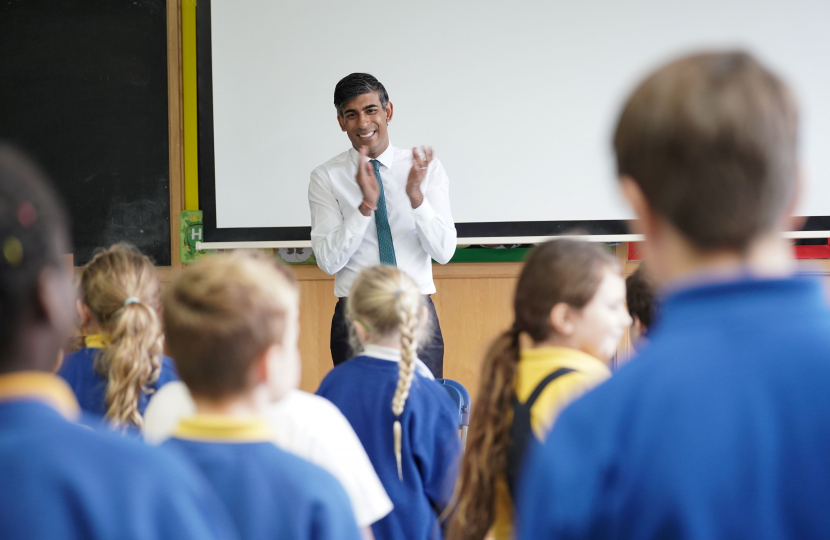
[317,266,461,540]
[58,244,178,428]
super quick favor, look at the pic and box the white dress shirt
[142,384,394,527]
[309,144,457,297]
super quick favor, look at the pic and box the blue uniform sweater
[0,399,237,540]
[317,355,461,540]
[164,431,362,540]
[518,276,830,540]
[58,346,179,418]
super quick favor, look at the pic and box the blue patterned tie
[370,159,397,266]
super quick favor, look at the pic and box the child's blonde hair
[347,266,430,480]
[79,244,163,428]
[162,252,299,400]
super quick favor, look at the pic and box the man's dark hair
[0,145,69,361]
[334,73,389,116]
[613,51,799,252]
[626,265,655,331]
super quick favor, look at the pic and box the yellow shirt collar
[520,346,611,375]
[84,334,109,349]
[0,371,80,420]
[173,415,274,443]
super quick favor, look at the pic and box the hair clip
[17,201,37,228]
[123,297,140,306]
[3,236,23,267]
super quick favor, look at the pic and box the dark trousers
[330,295,444,378]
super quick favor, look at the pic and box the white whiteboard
[207,0,830,232]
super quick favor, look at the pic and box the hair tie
[355,318,372,333]
[123,297,140,307]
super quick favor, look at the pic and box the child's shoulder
[252,442,353,505]
[31,411,201,484]
[56,347,98,383]
[407,375,460,421]
[59,347,96,369]
[157,355,180,386]
[320,356,396,383]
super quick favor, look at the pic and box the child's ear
[261,343,298,402]
[549,302,575,337]
[251,346,273,387]
[352,319,369,343]
[786,164,806,232]
[76,299,91,328]
[620,175,657,238]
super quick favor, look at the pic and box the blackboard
[0,0,171,265]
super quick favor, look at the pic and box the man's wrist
[358,200,375,216]
[409,193,424,209]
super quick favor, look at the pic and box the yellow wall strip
[182,0,199,210]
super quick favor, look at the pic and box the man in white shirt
[308,73,456,377]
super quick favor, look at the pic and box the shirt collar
[84,334,109,349]
[361,344,435,380]
[363,344,403,361]
[173,415,274,443]
[0,371,81,420]
[348,142,396,170]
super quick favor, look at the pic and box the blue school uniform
[0,371,238,540]
[164,415,362,540]
[58,334,179,418]
[518,276,830,540]
[317,355,461,540]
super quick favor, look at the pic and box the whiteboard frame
[195,0,830,249]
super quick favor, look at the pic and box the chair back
[435,378,471,450]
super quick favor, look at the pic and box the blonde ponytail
[348,266,429,482]
[81,244,163,429]
[99,299,162,426]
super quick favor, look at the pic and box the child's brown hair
[447,239,620,540]
[162,252,299,400]
[614,51,798,252]
[626,265,656,331]
[79,244,163,428]
[347,265,429,480]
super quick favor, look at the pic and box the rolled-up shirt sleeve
[412,159,457,264]
[309,168,371,275]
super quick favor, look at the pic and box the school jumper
[0,372,238,540]
[164,415,362,540]
[143,383,394,527]
[518,276,830,540]
[492,347,611,540]
[58,334,179,418]
[317,352,461,540]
